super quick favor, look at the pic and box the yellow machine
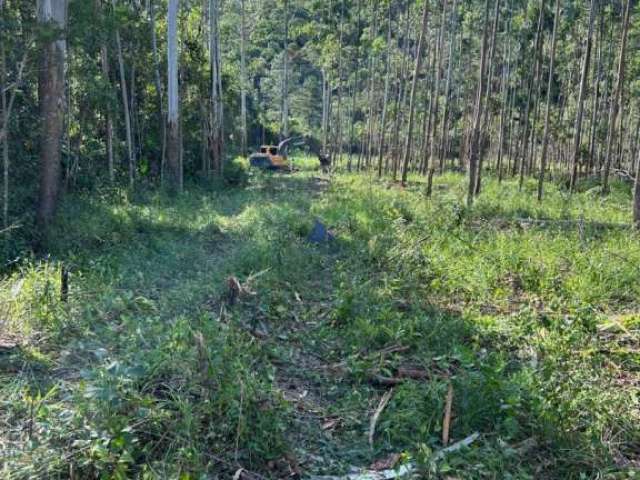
[249,145,289,170]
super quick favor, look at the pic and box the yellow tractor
[249,139,292,170]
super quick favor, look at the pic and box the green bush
[223,157,249,187]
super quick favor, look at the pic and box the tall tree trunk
[376,2,392,177]
[426,0,447,195]
[602,0,630,194]
[439,0,458,175]
[474,0,500,195]
[281,0,289,141]
[113,1,135,189]
[166,0,181,192]
[209,0,223,174]
[518,3,544,190]
[634,135,640,226]
[240,0,248,155]
[100,46,115,183]
[467,0,490,207]
[37,0,68,231]
[537,0,560,201]
[149,0,166,181]
[400,0,429,185]
[569,0,596,193]
[0,40,7,228]
[588,10,603,174]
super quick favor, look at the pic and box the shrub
[223,157,249,187]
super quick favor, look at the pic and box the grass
[1,163,639,479]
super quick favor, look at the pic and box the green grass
[1,167,639,479]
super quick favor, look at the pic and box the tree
[569,0,596,193]
[537,0,560,201]
[37,0,68,231]
[601,0,630,194]
[467,0,490,207]
[113,0,135,189]
[166,0,181,192]
[400,0,429,186]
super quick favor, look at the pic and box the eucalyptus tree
[601,0,631,194]
[37,0,68,231]
[166,0,182,192]
[401,0,429,185]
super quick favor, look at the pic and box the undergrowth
[1,168,638,479]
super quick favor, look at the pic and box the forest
[1,0,640,478]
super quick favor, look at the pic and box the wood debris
[368,389,394,448]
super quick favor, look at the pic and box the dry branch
[368,388,394,448]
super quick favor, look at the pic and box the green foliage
[223,156,250,187]
[2,171,639,478]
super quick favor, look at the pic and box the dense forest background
[1,0,640,254]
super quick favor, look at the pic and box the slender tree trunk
[537,0,560,201]
[113,2,135,188]
[439,0,458,175]
[149,0,166,181]
[426,0,447,195]
[166,0,181,192]
[588,10,602,173]
[400,0,429,185]
[99,46,115,183]
[209,0,223,174]
[37,0,68,231]
[569,0,596,193]
[240,0,248,155]
[281,0,289,141]
[377,2,392,177]
[518,3,544,190]
[0,41,7,227]
[467,0,490,207]
[602,0,630,194]
[634,147,640,227]
[474,0,500,195]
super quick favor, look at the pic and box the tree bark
[400,0,429,185]
[240,0,248,155]
[113,1,135,189]
[569,0,596,193]
[37,0,68,231]
[149,0,166,180]
[537,0,560,201]
[166,0,181,192]
[602,0,630,194]
[467,0,490,207]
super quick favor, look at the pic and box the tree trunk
[281,0,289,141]
[113,2,135,189]
[99,45,115,183]
[569,0,596,193]
[166,0,181,192]
[400,0,429,185]
[537,0,560,201]
[149,0,166,181]
[467,0,490,207]
[635,140,640,227]
[37,0,68,231]
[376,2,392,177]
[240,0,248,155]
[602,0,630,194]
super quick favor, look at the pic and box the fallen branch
[369,389,394,448]
[0,223,21,235]
[442,383,453,446]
